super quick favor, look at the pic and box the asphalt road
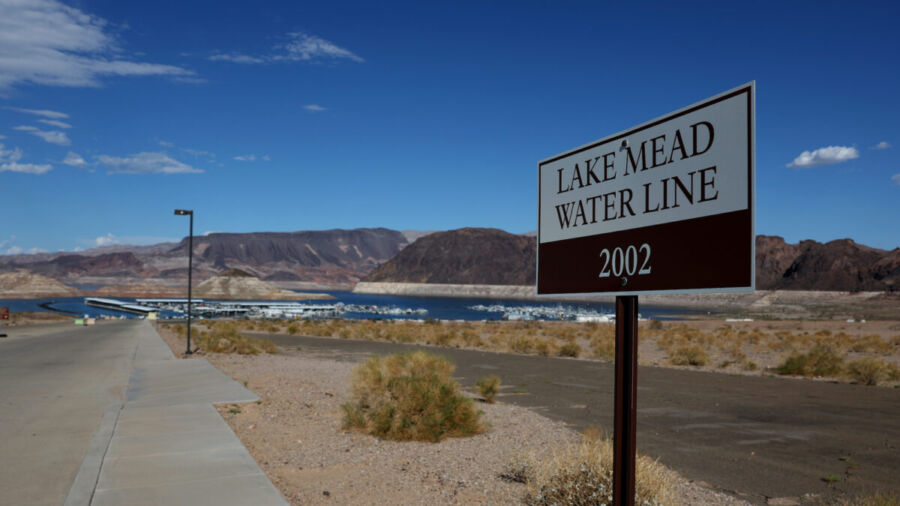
[0,321,138,506]
[262,333,900,504]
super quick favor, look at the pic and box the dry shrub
[476,375,501,403]
[513,428,676,505]
[286,323,299,335]
[557,342,582,358]
[460,329,483,348]
[533,338,556,357]
[196,321,276,355]
[341,351,484,442]
[850,335,891,354]
[591,336,615,361]
[777,345,844,377]
[669,345,709,366]
[845,358,891,386]
[510,336,537,354]
[829,490,900,506]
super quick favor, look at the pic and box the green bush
[777,345,844,377]
[476,375,501,403]
[341,351,484,442]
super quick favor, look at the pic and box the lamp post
[174,209,194,355]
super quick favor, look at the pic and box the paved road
[262,333,900,504]
[0,321,138,506]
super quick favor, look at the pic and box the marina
[1,291,692,322]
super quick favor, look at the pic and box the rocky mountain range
[0,228,411,291]
[1,226,896,295]
[365,229,900,292]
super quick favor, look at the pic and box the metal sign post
[613,295,638,506]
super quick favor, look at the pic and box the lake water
[0,291,695,321]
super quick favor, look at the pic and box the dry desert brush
[776,345,844,378]
[511,428,676,505]
[342,351,484,442]
[475,375,501,403]
[195,321,277,355]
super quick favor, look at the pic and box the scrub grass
[829,490,900,506]
[341,351,484,442]
[475,375,501,403]
[844,357,900,386]
[508,427,676,506]
[670,345,709,366]
[776,345,844,377]
[202,318,900,386]
[176,321,276,355]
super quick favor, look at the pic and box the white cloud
[158,140,175,147]
[893,173,900,186]
[5,246,23,255]
[5,107,68,119]
[873,141,891,150]
[280,32,364,63]
[234,154,256,162]
[0,134,5,139]
[13,125,71,145]
[209,53,266,64]
[209,32,363,66]
[786,145,859,168]
[63,151,86,167]
[0,0,195,92]
[262,155,271,161]
[91,233,177,247]
[304,104,326,112]
[37,119,71,129]
[97,152,203,174]
[0,143,52,174]
[182,148,213,158]
[95,233,116,246]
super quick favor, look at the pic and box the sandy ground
[155,324,751,505]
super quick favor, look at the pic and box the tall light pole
[174,209,194,355]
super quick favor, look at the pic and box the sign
[0,307,8,320]
[538,83,755,296]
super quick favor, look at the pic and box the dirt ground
[154,323,751,505]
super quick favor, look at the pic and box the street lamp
[174,209,194,355]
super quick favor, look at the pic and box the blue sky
[1,0,898,254]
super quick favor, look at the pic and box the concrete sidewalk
[66,322,287,506]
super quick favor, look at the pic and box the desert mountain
[364,229,899,292]
[194,269,332,300]
[0,228,410,290]
[0,271,81,298]
[365,228,536,285]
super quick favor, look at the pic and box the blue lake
[0,291,695,321]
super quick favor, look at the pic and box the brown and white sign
[537,83,755,296]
